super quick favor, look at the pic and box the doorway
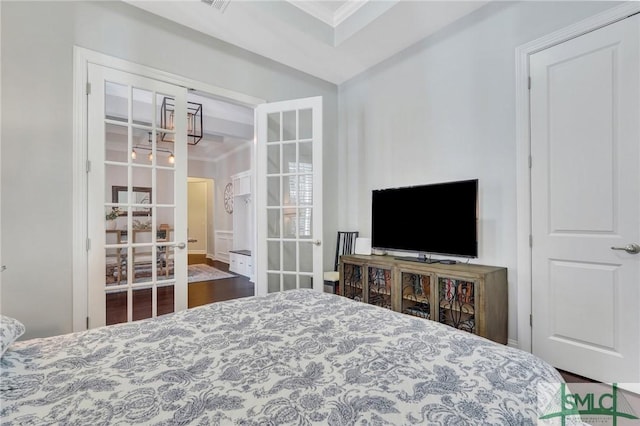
[516,4,640,392]
[75,48,326,330]
[187,177,212,257]
[530,12,639,387]
[73,47,264,331]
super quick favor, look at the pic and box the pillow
[1,315,26,356]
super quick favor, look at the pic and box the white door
[530,14,640,389]
[87,63,189,328]
[255,97,323,295]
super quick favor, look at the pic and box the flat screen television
[371,179,478,260]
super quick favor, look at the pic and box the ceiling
[118,0,491,161]
[125,0,491,85]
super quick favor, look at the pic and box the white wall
[338,1,622,344]
[1,1,338,339]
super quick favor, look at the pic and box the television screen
[371,179,478,258]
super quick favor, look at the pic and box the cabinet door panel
[341,263,363,302]
[400,271,433,320]
[367,266,392,310]
[438,277,476,334]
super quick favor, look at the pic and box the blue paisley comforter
[2,289,575,425]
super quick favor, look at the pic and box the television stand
[338,254,508,344]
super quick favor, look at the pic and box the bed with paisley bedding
[1,289,578,425]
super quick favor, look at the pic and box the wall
[1,1,338,339]
[338,1,621,345]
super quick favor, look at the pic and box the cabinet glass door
[367,266,392,310]
[342,263,363,301]
[438,277,475,333]
[401,272,432,319]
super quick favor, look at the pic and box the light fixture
[130,132,175,164]
[130,145,176,163]
[160,97,203,145]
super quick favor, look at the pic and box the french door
[256,97,323,295]
[530,14,640,390]
[87,64,188,328]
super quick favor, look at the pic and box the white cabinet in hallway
[229,250,252,280]
[230,170,253,281]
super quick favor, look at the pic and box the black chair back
[334,231,359,271]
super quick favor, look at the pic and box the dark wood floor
[187,255,254,307]
[557,369,598,383]
[106,254,254,325]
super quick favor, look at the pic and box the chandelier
[160,97,203,145]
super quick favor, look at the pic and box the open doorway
[187,177,211,260]
[184,92,255,305]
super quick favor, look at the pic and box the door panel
[88,63,188,328]
[256,97,323,295]
[530,14,640,388]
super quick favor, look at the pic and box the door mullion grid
[126,84,134,324]
[89,64,191,326]
[279,111,284,292]
[295,109,301,289]
[150,91,158,319]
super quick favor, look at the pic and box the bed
[1,289,578,425]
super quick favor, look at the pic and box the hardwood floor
[187,256,254,308]
[557,369,598,383]
[106,254,254,325]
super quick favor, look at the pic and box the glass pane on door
[258,97,322,295]
[90,63,188,328]
[263,104,319,293]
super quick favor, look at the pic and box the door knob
[175,242,186,250]
[313,240,322,246]
[610,243,640,254]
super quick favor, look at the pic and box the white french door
[530,14,640,390]
[87,63,188,328]
[255,97,323,295]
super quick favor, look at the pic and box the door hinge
[86,317,89,329]
[528,76,531,90]
[86,238,91,251]
[529,314,532,327]
[86,160,91,173]
[86,82,91,95]
[528,155,532,169]
[529,235,533,247]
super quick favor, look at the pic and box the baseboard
[507,339,519,349]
